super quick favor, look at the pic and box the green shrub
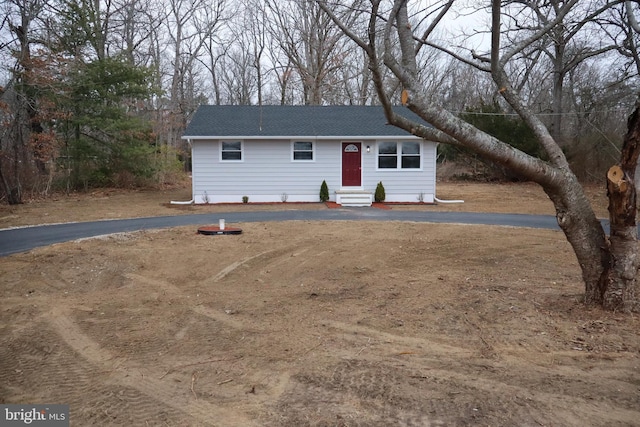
[375,181,386,202]
[242,196,249,203]
[319,180,329,202]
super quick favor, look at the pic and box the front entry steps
[335,190,373,207]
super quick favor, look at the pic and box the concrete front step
[335,190,373,207]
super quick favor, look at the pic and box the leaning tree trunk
[543,175,610,306]
[604,106,640,312]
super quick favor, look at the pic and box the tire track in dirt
[124,267,318,417]
[122,271,298,416]
[46,308,259,426]
[279,359,562,426]
[126,272,254,332]
[124,272,295,406]
[309,319,640,425]
[326,318,636,390]
[324,319,476,359]
[207,245,312,283]
[124,273,182,295]
[211,250,272,282]
[0,323,189,425]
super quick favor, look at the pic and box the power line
[451,109,630,117]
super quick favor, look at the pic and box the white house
[181,105,437,206]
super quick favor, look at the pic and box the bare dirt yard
[1,182,638,426]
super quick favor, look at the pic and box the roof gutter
[181,135,426,141]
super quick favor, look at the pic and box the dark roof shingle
[183,105,429,138]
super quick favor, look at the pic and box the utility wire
[452,109,630,116]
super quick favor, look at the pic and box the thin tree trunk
[0,164,21,205]
[550,34,565,144]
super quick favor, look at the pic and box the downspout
[434,196,464,204]
[434,144,464,204]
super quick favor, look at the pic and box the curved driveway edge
[0,207,606,257]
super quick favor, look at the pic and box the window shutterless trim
[220,140,243,162]
[376,141,422,170]
[291,140,315,162]
[401,141,421,169]
[377,141,398,169]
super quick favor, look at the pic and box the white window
[292,141,314,161]
[377,141,421,169]
[221,141,242,161]
[378,142,397,168]
[401,141,421,168]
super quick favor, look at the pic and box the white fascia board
[182,135,424,140]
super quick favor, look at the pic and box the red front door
[342,142,361,187]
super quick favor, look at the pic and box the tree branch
[626,1,640,33]
[490,0,569,169]
[414,0,454,55]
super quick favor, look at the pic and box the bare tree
[109,0,163,66]
[240,0,268,105]
[266,0,359,105]
[316,0,640,312]
[0,0,52,203]
[264,37,298,105]
[500,1,620,144]
[201,34,228,105]
[217,41,258,105]
[162,0,227,145]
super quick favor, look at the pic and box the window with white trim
[292,141,314,161]
[221,141,242,161]
[401,141,421,168]
[377,141,421,169]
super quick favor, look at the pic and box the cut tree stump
[607,165,627,192]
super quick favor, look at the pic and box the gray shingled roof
[183,105,430,138]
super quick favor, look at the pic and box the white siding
[191,139,436,204]
[192,139,342,203]
[362,140,437,203]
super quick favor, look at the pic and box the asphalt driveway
[0,207,598,257]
